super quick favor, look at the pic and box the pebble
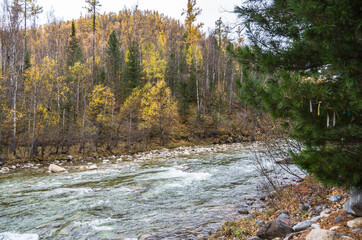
[329,226,340,231]
[329,194,344,202]
[334,216,344,224]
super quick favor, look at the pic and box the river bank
[0,142,257,174]
[211,176,362,240]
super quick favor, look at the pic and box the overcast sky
[37,0,241,33]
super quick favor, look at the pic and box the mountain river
[0,143,301,240]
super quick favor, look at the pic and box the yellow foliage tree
[121,79,179,146]
[139,79,179,145]
[88,84,115,127]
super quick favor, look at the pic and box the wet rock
[306,229,339,240]
[293,220,313,231]
[346,217,362,228]
[256,219,293,239]
[344,188,362,217]
[329,194,344,202]
[334,216,344,224]
[49,164,66,173]
[255,220,265,226]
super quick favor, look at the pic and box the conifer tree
[66,21,83,66]
[106,30,122,98]
[233,0,362,187]
[124,40,143,96]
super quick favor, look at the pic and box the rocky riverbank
[0,142,264,175]
[210,177,362,240]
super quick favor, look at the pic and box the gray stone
[255,220,265,226]
[311,223,320,229]
[247,237,261,240]
[316,205,324,215]
[329,194,344,202]
[306,229,339,240]
[334,216,344,224]
[293,220,313,231]
[256,219,293,239]
[349,188,362,216]
[311,216,321,222]
[277,213,290,224]
[351,228,362,233]
[344,199,355,215]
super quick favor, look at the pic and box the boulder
[344,188,362,217]
[49,164,66,173]
[306,229,339,240]
[329,194,344,202]
[293,220,313,231]
[256,219,294,239]
[346,217,362,228]
[0,167,10,173]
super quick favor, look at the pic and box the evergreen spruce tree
[124,40,143,96]
[233,0,362,187]
[66,21,83,66]
[106,31,122,98]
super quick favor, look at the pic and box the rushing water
[0,143,298,240]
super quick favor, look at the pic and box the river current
[0,143,299,240]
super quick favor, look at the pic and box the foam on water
[0,232,38,240]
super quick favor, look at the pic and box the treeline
[0,0,257,158]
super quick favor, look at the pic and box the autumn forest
[0,0,265,159]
